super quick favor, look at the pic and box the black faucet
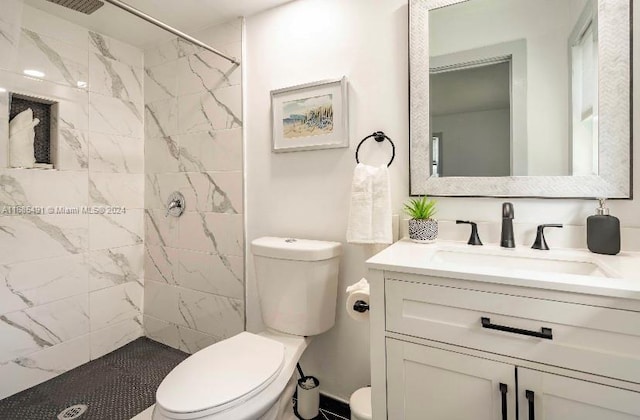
[501,202,515,248]
[456,220,483,245]
[531,224,563,250]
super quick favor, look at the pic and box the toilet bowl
[153,331,306,420]
[152,237,342,420]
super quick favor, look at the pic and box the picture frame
[271,77,348,152]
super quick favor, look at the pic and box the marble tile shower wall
[143,19,244,354]
[0,4,144,399]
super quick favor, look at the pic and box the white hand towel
[9,108,39,168]
[346,163,392,244]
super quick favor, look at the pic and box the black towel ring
[355,131,395,167]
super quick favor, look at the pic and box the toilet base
[260,375,297,420]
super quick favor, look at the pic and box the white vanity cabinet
[386,339,516,420]
[366,242,640,420]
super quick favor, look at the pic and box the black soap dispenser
[586,198,620,255]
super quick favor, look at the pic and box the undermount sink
[430,249,612,278]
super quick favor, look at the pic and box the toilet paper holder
[353,300,370,313]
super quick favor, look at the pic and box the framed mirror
[409,0,632,198]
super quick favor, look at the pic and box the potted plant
[404,196,438,243]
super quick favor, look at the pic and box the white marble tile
[90,315,142,359]
[0,88,9,118]
[89,53,143,105]
[145,99,178,138]
[193,19,243,51]
[89,132,144,173]
[0,117,9,169]
[0,294,89,364]
[0,92,7,168]
[144,314,218,354]
[144,38,179,68]
[178,20,242,59]
[177,85,242,134]
[89,210,143,250]
[56,97,89,132]
[144,209,179,248]
[0,169,88,208]
[0,334,90,400]
[183,171,243,214]
[89,244,143,291]
[89,31,142,69]
[89,281,142,331]
[144,171,242,213]
[0,214,88,264]
[176,249,243,299]
[0,254,88,315]
[177,44,241,96]
[144,281,244,340]
[18,29,89,88]
[144,175,163,210]
[178,128,242,172]
[144,136,179,174]
[89,92,143,138]
[0,0,23,73]
[54,128,89,171]
[89,172,144,208]
[176,212,243,256]
[144,245,177,285]
[22,5,89,49]
[145,60,177,103]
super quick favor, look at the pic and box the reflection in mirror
[428,0,597,177]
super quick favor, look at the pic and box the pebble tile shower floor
[0,338,188,420]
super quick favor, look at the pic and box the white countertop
[366,239,640,299]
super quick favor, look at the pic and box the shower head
[46,0,105,15]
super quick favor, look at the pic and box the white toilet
[152,237,342,420]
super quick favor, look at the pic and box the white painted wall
[245,0,409,401]
[245,0,640,401]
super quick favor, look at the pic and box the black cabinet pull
[481,317,553,340]
[526,390,535,420]
[499,383,508,420]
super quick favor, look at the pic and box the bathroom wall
[0,3,144,399]
[142,20,245,353]
[245,0,640,402]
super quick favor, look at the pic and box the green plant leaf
[403,196,437,219]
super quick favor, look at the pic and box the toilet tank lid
[251,237,342,261]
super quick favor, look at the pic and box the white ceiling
[25,0,293,47]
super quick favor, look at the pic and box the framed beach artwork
[271,77,348,152]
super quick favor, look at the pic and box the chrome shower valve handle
[165,192,185,217]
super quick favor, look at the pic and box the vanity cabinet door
[386,338,516,420]
[517,368,640,420]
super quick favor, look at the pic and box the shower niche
[7,93,58,169]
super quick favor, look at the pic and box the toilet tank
[251,237,342,336]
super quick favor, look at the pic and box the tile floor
[0,336,352,420]
[0,338,187,420]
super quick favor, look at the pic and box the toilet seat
[155,332,285,419]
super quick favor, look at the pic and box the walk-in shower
[0,0,245,418]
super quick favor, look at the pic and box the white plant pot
[408,219,438,243]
